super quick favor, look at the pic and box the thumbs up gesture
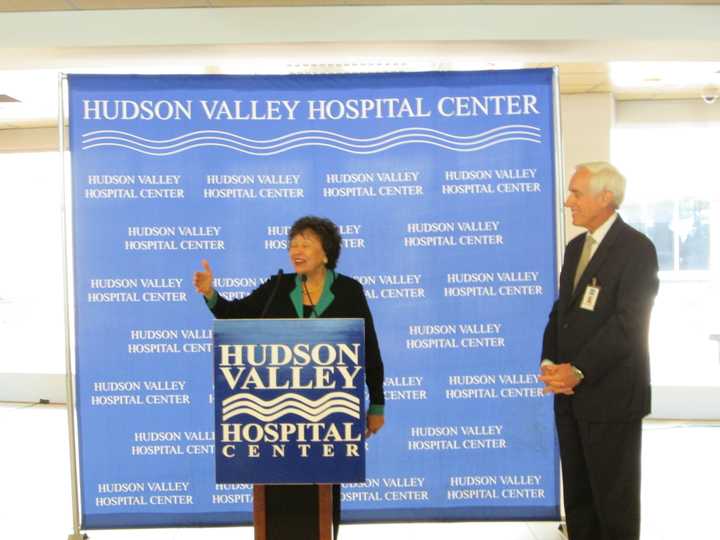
[193,259,214,299]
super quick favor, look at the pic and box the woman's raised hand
[193,259,214,298]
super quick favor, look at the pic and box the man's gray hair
[576,161,626,209]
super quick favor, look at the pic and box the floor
[2,404,718,540]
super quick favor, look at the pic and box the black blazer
[542,216,659,422]
[209,272,385,406]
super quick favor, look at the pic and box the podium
[213,318,366,540]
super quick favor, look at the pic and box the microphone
[260,269,284,318]
[300,273,319,318]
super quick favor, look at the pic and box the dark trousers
[556,416,642,540]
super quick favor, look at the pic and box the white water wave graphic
[82,130,538,151]
[223,405,360,423]
[82,125,539,144]
[80,125,541,156]
[223,391,360,408]
[222,391,360,422]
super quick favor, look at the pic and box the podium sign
[213,318,366,484]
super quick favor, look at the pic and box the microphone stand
[300,274,319,318]
[260,269,284,318]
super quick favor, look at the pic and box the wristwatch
[571,365,585,382]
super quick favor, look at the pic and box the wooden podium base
[254,484,333,540]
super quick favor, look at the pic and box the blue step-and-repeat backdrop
[68,69,560,529]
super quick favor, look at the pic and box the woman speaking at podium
[193,215,385,538]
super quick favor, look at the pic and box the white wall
[617,99,720,125]
[0,127,59,152]
[559,93,615,242]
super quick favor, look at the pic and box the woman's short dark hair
[288,216,342,270]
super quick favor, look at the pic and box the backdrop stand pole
[59,72,86,540]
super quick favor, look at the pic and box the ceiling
[2,0,720,8]
[1,3,719,128]
[532,62,720,101]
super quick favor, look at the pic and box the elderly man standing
[540,162,659,540]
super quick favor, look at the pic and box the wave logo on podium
[222,392,361,422]
[80,125,541,156]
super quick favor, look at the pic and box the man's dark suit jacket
[542,215,659,422]
[209,271,385,407]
